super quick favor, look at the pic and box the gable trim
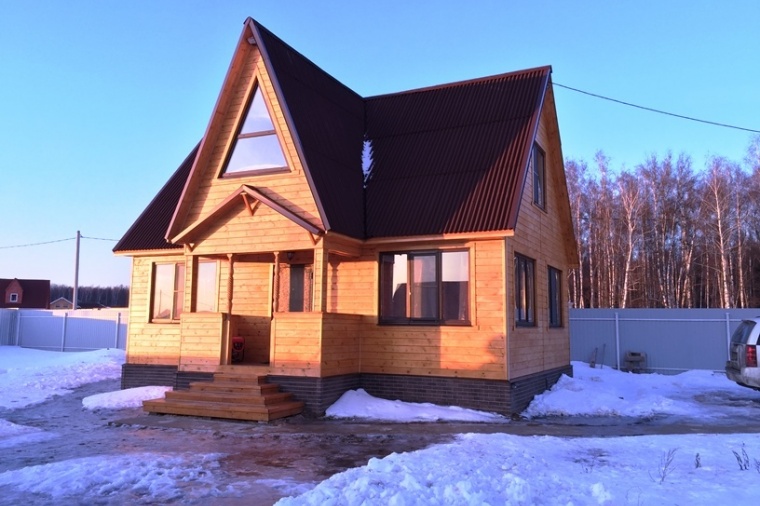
[171,184,323,245]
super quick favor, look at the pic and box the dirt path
[3,379,760,505]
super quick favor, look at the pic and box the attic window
[9,293,19,303]
[222,85,287,176]
[532,143,546,210]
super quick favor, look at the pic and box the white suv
[726,318,760,390]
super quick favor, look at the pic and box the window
[532,143,546,209]
[151,263,185,321]
[515,254,535,326]
[9,293,18,303]
[548,266,562,327]
[222,85,287,176]
[195,260,218,312]
[379,250,469,324]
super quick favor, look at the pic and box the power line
[0,237,75,250]
[0,234,119,250]
[81,235,119,242]
[554,82,760,134]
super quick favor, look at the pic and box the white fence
[570,308,760,373]
[0,308,128,351]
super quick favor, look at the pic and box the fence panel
[0,309,18,345]
[570,308,760,373]
[2,309,129,352]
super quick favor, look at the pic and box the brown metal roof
[113,143,198,253]
[365,67,550,238]
[252,21,366,239]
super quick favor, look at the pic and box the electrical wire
[554,82,760,134]
[0,237,75,250]
[81,236,119,242]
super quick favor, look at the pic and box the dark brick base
[120,364,572,417]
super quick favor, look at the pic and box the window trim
[515,253,535,327]
[378,249,470,326]
[532,143,546,210]
[548,266,563,328]
[9,293,18,303]
[150,262,185,323]
[220,82,288,177]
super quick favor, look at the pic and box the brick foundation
[120,364,572,417]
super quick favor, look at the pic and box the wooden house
[114,18,578,420]
[0,278,50,309]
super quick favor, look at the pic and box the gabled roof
[115,19,556,250]
[365,67,549,237]
[0,278,50,309]
[252,21,366,238]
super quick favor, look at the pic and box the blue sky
[1,1,758,287]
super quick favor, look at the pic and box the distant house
[114,18,578,418]
[0,279,50,309]
[50,297,73,310]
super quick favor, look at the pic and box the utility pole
[73,230,80,311]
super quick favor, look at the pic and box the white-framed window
[151,263,185,321]
[9,293,18,303]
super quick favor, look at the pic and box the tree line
[51,284,129,308]
[567,135,760,309]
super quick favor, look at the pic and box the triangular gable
[172,185,323,245]
[166,18,330,242]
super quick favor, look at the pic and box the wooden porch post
[313,243,328,312]
[222,253,235,365]
[273,251,281,313]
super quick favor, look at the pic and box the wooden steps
[143,371,303,422]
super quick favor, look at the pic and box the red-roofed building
[114,18,578,420]
[0,278,50,309]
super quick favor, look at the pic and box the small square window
[9,293,19,303]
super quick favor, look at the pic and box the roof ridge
[249,18,364,102]
[365,65,551,101]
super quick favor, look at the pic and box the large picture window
[548,266,562,327]
[532,143,546,210]
[379,250,469,324]
[515,254,535,326]
[222,85,287,176]
[152,262,185,321]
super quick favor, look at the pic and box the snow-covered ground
[2,346,760,504]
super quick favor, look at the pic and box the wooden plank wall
[178,312,226,372]
[270,312,322,377]
[506,95,572,379]
[125,255,183,366]
[321,313,362,376]
[326,240,507,380]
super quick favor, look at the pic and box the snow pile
[82,385,172,410]
[0,452,244,503]
[0,347,125,409]
[0,419,56,449]
[524,362,760,419]
[278,432,760,505]
[326,388,506,422]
